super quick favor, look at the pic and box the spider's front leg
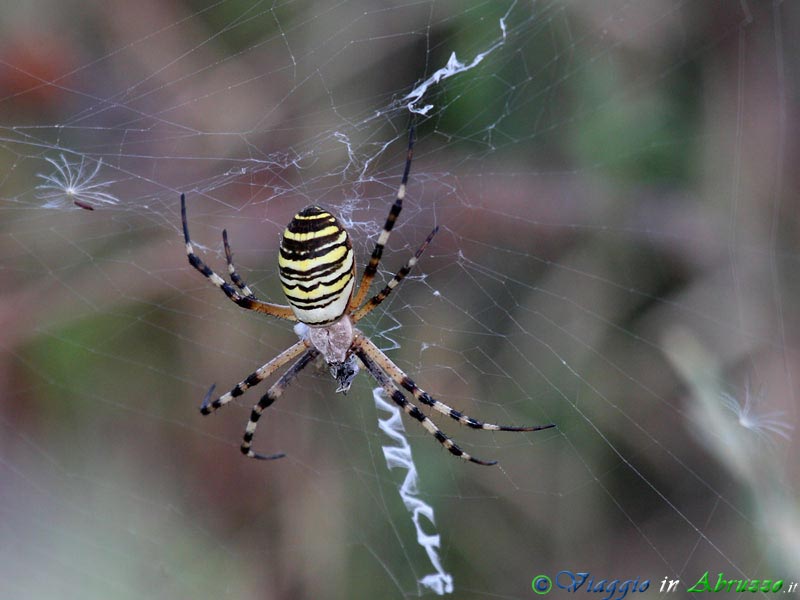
[199,340,308,415]
[240,349,318,460]
[353,335,555,465]
[357,335,554,433]
[355,345,497,465]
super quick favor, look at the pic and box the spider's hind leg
[222,229,256,297]
[351,225,438,322]
[349,127,416,311]
[180,193,296,320]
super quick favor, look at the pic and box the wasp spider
[181,131,554,465]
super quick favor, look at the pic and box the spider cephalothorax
[294,320,360,394]
[182,130,554,465]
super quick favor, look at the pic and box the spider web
[1,1,798,598]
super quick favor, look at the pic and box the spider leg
[223,229,256,296]
[349,128,415,311]
[241,349,318,460]
[200,340,308,415]
[181,193,296,320]
[357,336,555,432]
[355,345,497,466]
[351,225,437,322]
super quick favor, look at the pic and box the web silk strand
[373,387,454,595]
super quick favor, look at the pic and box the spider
[181,130,554,465]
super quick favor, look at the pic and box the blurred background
[1,1,798,598]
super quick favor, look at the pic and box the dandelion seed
[720,385,793,441]
[36,153,119,210]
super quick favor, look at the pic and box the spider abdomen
[278,206,355,325]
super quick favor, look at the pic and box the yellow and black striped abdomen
[278,206,355,325]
